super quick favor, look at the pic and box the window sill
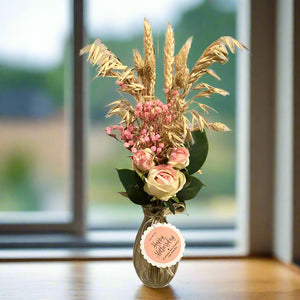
[0,247,247,262]
[0,228,247,261]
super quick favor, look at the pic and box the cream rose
[168,147,190,169]
[132,148,155,173]
[144,165,186,201]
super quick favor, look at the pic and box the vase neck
[142,202,185,221]
[142,205,167,220]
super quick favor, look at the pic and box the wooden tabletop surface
[1,258,300,300]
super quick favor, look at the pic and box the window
[0,0,250,257]
[1,0,299,266]
[0,0,73,228]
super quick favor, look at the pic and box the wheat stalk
[80,39,147,100]
[191,83,229,100]
[164,23,175,97]
[80,39,127,78]
[175,37,192,72]
[208,122,231,132]
[189,36,247,85]
[133,49,144,81]
[173,37,193,91]
[143,19,156,97]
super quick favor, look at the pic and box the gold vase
[133,203,185,288]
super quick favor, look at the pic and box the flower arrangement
[80,19,246,213]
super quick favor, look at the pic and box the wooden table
[1,258,300,299]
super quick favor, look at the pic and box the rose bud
[132,148,155,173]
[168,148,190,169]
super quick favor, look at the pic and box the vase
[133,202,185,288]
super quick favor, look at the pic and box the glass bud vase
[133,202,185,288]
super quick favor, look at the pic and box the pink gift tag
[140,223,185,268]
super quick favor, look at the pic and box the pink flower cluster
[134,99,176,125]
[105,99,178,155]
[106,124,139,152]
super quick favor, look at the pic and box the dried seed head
[133,49,144,78]
[175,36,192,72]
[209,122,231,132]
[164,23,175,94]
[143,18,156,96]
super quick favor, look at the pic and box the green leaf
[182,170,192,186]
[177,174,205,201]
[164,200,176,214]
[186,130,209,175]
[116,169,151,205]
[172,196,180,203]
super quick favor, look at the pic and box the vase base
[142,282,170,289]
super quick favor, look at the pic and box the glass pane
[86,0,238,228]
[0,0,72,221]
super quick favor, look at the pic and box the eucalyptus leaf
[186,130,209,175]
[116,169,151,205]
[177,174,204,201]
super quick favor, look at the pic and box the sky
[0,0,236,68]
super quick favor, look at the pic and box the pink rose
[168,148,190,169]
[144,165,186,201]
[132,148,155,173]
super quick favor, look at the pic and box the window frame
[292,0,300,264]
[5,0,299,262]
[247,0,276,256]
[0,0,245,237]
[273,0,300,265]
[0,0,86,235]
[0,0,246,247]
[0,0,246,254]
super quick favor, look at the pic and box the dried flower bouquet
[80,19,246,213]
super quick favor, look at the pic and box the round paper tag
[140,223,185,268]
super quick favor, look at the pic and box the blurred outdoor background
[0,0,238,228]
